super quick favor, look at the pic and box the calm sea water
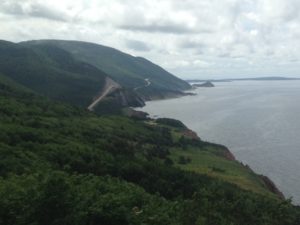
[138,80,300,204]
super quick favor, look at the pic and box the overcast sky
[1,0,300,79]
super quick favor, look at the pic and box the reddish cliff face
[181,129,201,140]
[222,150,284,199]
[222,147,236,161]
[180,129,236,161]
[260,175,285,199]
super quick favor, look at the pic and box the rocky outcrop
[90,87,145,114]
[111,89,145,107]
[123,108,149,119]
[222,147,236,161]
[193,81,214,88]
[238,163,285,199]
[181,129,201,140]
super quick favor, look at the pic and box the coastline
[133,88,286,200]
[178,126,285,199]
[142,90,196,102]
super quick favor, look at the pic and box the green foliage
[0,41,106,107]
[22,40,191,97]
[156,118,187,129]
[0,172,180,225]
[0,77,300,225]
[178,155,192,164]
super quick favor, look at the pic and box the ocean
[138,80,300,204]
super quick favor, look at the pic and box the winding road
[134,78,151,91]
[87,77,121,111]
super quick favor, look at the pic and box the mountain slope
[0,40,107,107]
[22,40,191,99]
[0,39,190,111]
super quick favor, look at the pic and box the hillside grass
[169,146,273,197]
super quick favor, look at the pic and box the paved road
[134,78,151,91]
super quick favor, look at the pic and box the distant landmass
[187,76,300,83]
[192,81,215,87]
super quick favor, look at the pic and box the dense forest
[1,69,300,225]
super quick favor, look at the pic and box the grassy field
[169,145,275,197]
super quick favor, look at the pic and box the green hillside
[0,40,107,107]
[0,39,190,112]
[22,40,191,99]
[0,73,300,225]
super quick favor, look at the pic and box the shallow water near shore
[138,80,300,204]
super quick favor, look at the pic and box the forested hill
[22,40,191,99]
[1,66,300,224]
[0,39,190,112]
[0,40,107,107]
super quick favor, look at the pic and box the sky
[1,0,300,79]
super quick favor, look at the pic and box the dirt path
[87,77,121,111]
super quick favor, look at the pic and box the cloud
[119,24,196,34]
[1,0,300,79]
[0,1,69,21]
[258,0,300,23]
[125,40,151,51]
[179,40,203,49]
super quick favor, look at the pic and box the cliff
[260,175,285,199]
